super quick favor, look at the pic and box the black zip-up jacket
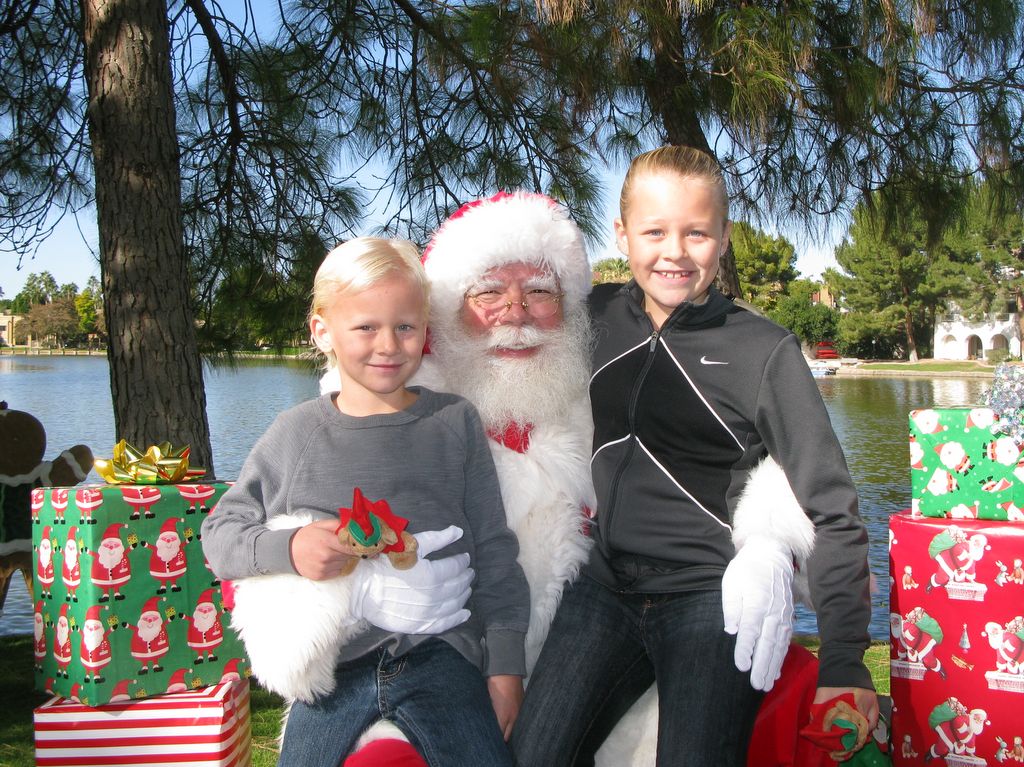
[586,282,872,689]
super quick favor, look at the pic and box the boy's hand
[813,686,880,742]
[487,674,524,741]
[289,519,358,580]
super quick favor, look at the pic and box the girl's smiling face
[614,171,731,329]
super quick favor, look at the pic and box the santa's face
[34,612,44,641]
[154,531,181,562]
[431,262,592,430]
[137,611,163,642]
[82,619,104,651]
[56,616,69,644]
[460,263,564,357]
[64,539,78,567]
[192,602,217,632]
[98,537,125,569]
[38,539,52,565]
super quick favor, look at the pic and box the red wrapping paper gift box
[889,510,1024,765]
[33,678,251,767]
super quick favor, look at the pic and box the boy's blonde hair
[619,145,730,223]
[309,237,429,364]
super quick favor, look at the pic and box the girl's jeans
[510,575,764,766]
[279,639,513,767]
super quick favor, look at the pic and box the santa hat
[102,523,124,541]
[167,667,189,686]
[109,678,134,700]
[160,517,180,535]
[85,604,104,624]
[59,603,69,619]
[423,192,592,321]
[197,589,216,608]
[41,525,52,543]
[69,683,82,701]
[66,526,78,544]
[141,597,161,617]
[35,600,44,615]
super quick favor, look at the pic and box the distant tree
[75,277,103,337]
[768,279,838,348]
[731,223,797,312]
[592,257,631,284]
[20,298,79,347]
[16,272,59,306]
[56,283,79,301]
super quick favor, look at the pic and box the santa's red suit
[147,543,187,582]
[895,619,942,672]
[130,621,170,664]
[80,628,113,676]
[87,549,131,590]
[36,535,55,593]
[931,713,978,757]
[931,535,986,587]
[53,626,72,673]
[33,607,47,666]
[187,614,224,653]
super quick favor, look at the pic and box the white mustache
[485,325,546,350]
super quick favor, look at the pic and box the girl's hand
[289,519,358,579]
[813,686,880,745]
[487,674,524,741]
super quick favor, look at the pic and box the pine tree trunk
[82,0,215,476]
[642,5,743,299]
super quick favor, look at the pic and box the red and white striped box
[33,679,251,767]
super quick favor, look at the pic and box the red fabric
[342,738,428,767]
[487,423,534,453]
[747,643,832,767]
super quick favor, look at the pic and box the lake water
[0,356,992,640]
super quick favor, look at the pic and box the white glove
[348,525,474,634]
[722,534,794,692]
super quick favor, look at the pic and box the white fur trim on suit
[423,192,592,320]
[228,513,368,704]
[731,455,816,606]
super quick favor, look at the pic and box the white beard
[39,544,52,567]
[137,615,162,642]
[56,620,68,645]
[64,545,78,569]
[155,537,181,563]
[83,622,104,651]
[192,606,217,632]
[98,541,124,569]
[427,305,592,431]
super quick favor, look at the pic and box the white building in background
[934,302,1020,360]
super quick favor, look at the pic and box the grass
[858,359,994,373]
[0,633,889,766]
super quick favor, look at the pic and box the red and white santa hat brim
[423,192,592,320]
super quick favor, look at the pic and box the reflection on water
[0,358,992,640]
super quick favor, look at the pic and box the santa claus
[927,526,988,591]
[53,602,72,678]
[80,603,113,683]
[144,517,187,594]
[927,698,988,760]
[983,616,1024,675]
[185,588,224,663]
[128,596,171,674]
[35,525,55,599]
[83,522,132,602]
[890,607,944,678]
[33,600,47,670]
[165,667,191,694]
[229,192,819,766]
[60,526,81,602]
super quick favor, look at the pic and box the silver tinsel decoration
[985,363,1024,442]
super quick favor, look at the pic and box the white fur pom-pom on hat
[423,191,592,320]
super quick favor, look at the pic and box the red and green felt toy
[334,488,418,576]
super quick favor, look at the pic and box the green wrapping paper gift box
[909,407,1024,521]
[30,482,250,706]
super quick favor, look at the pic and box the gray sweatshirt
[201,387,530,677]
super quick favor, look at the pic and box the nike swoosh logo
[700,356,729,365]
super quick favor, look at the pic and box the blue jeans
[279,639,512,767]
[510,575,763,767]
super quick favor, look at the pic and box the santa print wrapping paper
[34,679,251,767]
[909,407,1024,521]
[889,511,1024,765]
[30,483,250,706]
